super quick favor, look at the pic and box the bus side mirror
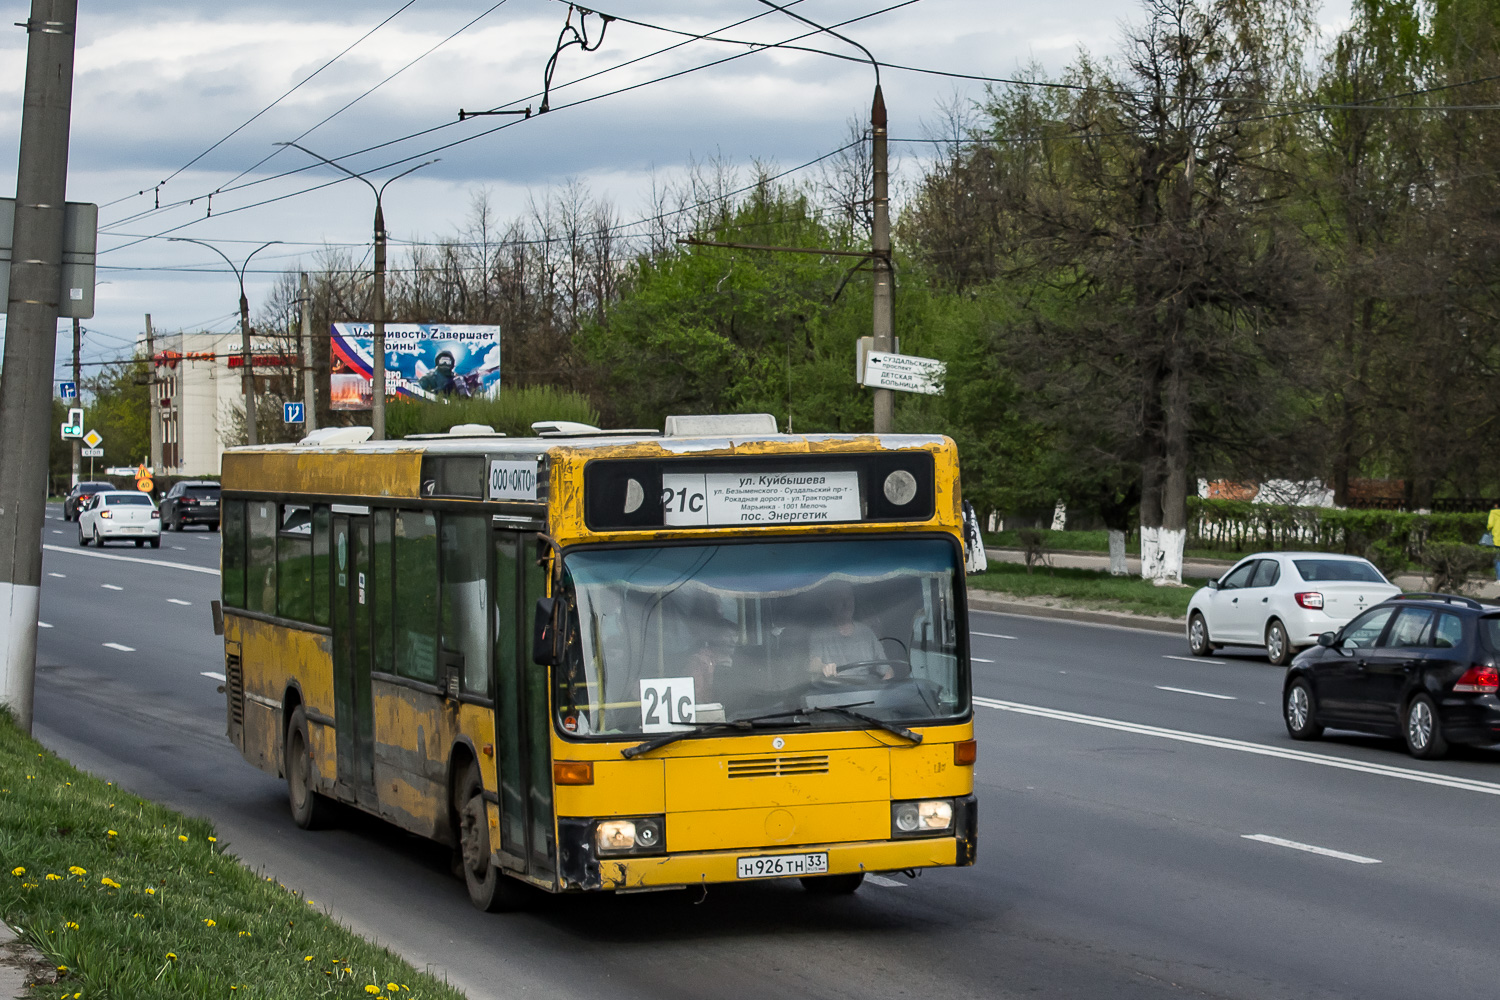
[533,598,557,665]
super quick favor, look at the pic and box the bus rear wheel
[457,762,529,912]
[285,706,334,830]
[801,872,864,895]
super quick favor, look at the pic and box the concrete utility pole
[70,318,81,487]
[0,0,78,733]
[146,313,161,473]
[168,238,278,447]
[870,85,894,434]
[277,142,437,441]
[299,272,317,432]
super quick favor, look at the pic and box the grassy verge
[982,528,1302,566]
[967,562,1207,619]
[0,712,466,1000]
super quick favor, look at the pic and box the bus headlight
[892,799,954,836]
[594,815,665,855]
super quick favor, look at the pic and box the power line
[101,0,422,211]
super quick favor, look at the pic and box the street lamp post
[277,143,438,440]
[169,238,280,446]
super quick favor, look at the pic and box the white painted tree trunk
[1148,527,1186,586]
[1139,526,1160,580]
[1107,529,1128,576]
[1050,501,1067,531]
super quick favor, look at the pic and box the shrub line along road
[27,504,1500,999]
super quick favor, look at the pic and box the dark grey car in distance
[160,480,221,531]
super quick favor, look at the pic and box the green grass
[967,562,1207,619]
[983,528,1282,565]
[0,711,466,1000]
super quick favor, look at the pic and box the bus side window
[276,505,313,622]
[311,506,330,626]
[222,499,246,609]
[441,513,489,697]
[246,501,277,615]
[393,510,439,683]
[372,510,394,675]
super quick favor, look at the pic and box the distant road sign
[284,401,305,424]
[860,351,946,395]
[81,446,103,458]
[82,429,102,448]
[59,381,77,399]
[136,476,154,493]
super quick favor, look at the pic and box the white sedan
[1186,552,1400,665]
[77,490,161,548]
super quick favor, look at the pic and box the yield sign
[83,429,102,448]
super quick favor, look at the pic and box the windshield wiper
[621,714,811,760]
[803,703,922,745]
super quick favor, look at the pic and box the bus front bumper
[557,795,977,892]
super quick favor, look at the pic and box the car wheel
[1188,612,1213,656]
[149,537,160,549]
[1265,619,1292,666]
[210,521,220,533]
[801,872,865,894]
[1284,679,1323,740]
[134,539,145,548]
[456,762,529,912]
[77,526,89,546]
[93,528,103,547]
[285,706,335,829]
[1404,693,1448,760]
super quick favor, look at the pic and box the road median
[0,710,464,1000]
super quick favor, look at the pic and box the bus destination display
[662,470,860,525]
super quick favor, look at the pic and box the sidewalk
[985,547,1500,599]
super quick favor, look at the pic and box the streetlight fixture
[168,237,281,446]
[277,143,440,440]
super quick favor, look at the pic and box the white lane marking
[1163,655,1207,663]
[972,631,1018,640]
[969,607,1175,635]
[50,530,61,535]
[1156,685,1236,701]
[41,544,218,576]
[201,671,226,682]
[973,696,1500,797]
[167,598,191,606]
[972,658,996,664]
[171,546,186,551]
[47,572,65,578]
[866,874,905,887]
[101,584,124,591]
[1241,834,1380,865]
[38,622,53,629]
[102,642,135,652]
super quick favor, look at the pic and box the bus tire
[457,762,528,912]
[285,706,334,830]
[800,872,864,895]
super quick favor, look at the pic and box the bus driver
[808,582,893,680]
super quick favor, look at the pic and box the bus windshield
[555,538,966,738]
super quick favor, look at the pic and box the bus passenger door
[332,512,378,809]
[492,528,555,882]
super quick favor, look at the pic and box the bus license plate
[736,852,828,879]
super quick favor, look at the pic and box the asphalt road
[28,503,1500,1000]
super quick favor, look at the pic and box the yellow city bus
[217,415,975,909]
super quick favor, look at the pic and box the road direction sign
[82,429,102,448]
[860,351,946,395]
[81,446,103,458]
[284,401,305,424]
[58,381,76,399]
[61,407,84,438]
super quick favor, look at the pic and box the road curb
[967,591,1184,635]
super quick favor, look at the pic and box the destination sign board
[662,470,861,526]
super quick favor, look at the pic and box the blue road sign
[284,401,305,424]
[59,381,77,399]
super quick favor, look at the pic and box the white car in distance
[1186,552,1400,665]
[77,490,161,549]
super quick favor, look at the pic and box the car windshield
[104,494,152,506]
[1293,559,1386,583]
[553,538,966,738]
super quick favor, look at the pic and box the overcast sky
[0,0,1355,380]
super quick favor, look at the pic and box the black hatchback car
[160,480,221,531]
[63,481,116,521]
[1283,593,1500,759]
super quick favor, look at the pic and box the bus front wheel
[801,872,864,895]
[457,762,529,912]
[285,706,334,830]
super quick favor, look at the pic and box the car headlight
[892,798,954,836]
[594,815,665,855]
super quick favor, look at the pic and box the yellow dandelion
[208,836,217,842]
[165,952,177,961]
[388,983,400,991]
[238,931,252,938]
[45,874,61,881]
[107,830,117,837]
[56,965,68,973]
[203,918,216,927]
[65,921,79,930]
[21,882,37,889]
[307,899,316,905]
[101,877,121,889]
[177,835,188,842]
[68,866,86,876]
[144,887,156,895]
[132,913,143,918]
[10,867,24,877]
[365,987,381,995]
[304,956,314,962]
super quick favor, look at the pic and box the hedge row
[1187,497,1490,571]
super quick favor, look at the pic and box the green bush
[385,386,600,439]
